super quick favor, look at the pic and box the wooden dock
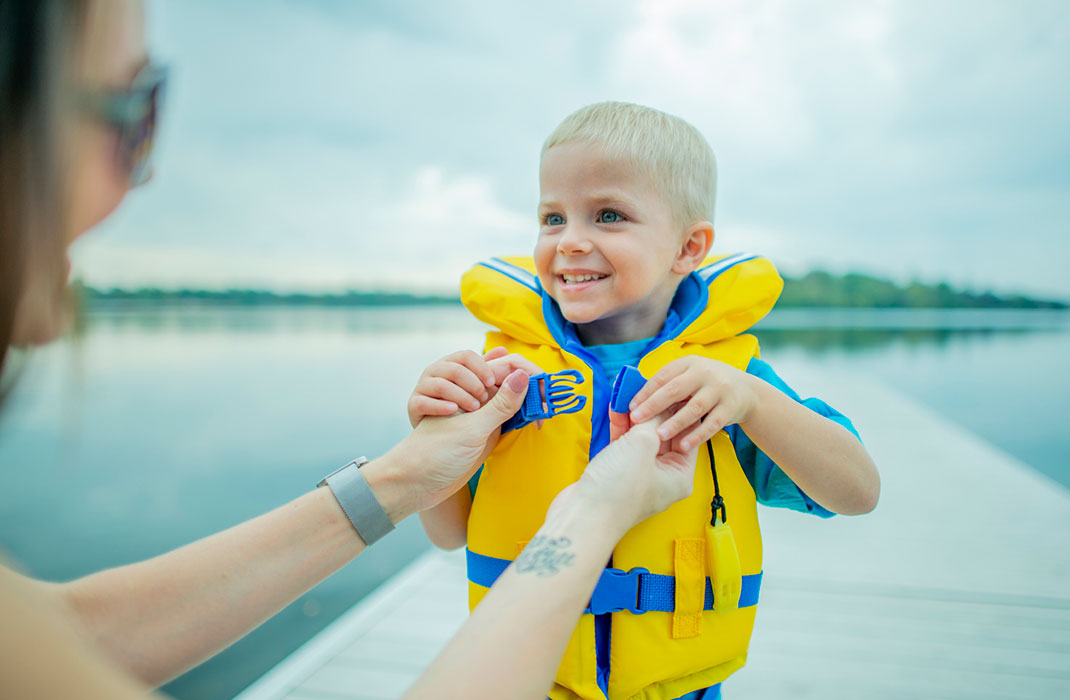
[232,364,1070,700]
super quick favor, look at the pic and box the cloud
[73,156,531,291]
[73,0,1070,299]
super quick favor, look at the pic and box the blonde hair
[541,101,717,227]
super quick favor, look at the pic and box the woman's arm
[33,369,532,688]
[1,564,157,700]
[405,418,696,700]
[406,493,619,700]
[48,486,368,686]
[418,487,472,550]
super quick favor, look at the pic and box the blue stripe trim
[466,549,762,612]
[476,258,539,292]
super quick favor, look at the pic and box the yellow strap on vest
[672,538,706,639]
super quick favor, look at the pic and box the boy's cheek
[533,257,556,292]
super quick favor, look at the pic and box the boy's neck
[575,309,668,346]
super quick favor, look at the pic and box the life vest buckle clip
[539,369,586,417]
[500,370,588,434]
[586,566,649,615]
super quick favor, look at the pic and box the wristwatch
[317,457,395,546]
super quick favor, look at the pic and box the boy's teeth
[562,273,607,284]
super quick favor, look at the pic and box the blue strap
[466,549,761,614]
[500,370,587,434]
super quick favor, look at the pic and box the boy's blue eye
[545,213,565,226]
[598,210,623,224]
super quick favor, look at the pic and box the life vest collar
[462,253,783,351]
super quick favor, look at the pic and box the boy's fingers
[678,407,731,451]
[628,363,686,414]
[488,354,542,384]
[630,375,692,423]
[651,412,689,444]
[483,346,508,362]
[439,362,491,402]
[654,395,712,441]
[425,377,483,412]
[445,350,496,389]
[410,396,459,422]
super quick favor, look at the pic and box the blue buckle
[586,567,649,615]
[609,365,648,413]
[536,369,586,418]
[501,369,587,434]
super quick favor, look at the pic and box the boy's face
[535,140,686,343]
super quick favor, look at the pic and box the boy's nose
[556,225,593,255]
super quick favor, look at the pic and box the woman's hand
[551,415,699,537]
[406,347,543,427]
[628,356,758,451]
[405,413,700,700]
[372,368,531,520]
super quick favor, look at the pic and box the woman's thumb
[469,369,529,431]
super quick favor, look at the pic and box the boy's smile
[535,140,692,345]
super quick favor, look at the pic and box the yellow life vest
[461,253,783,700]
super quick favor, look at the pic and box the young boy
[408,102,879,700]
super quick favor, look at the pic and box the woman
[0,2,698,698]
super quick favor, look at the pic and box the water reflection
[1,305,1066,700]
[86,306,480,335]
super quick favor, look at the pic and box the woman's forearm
[52,453,415,687]
[739,375,880,515]
[404,492,624,700]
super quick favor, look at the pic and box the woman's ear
[673,222,714,274]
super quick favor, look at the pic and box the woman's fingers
[608,409,631,442]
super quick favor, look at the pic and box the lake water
[1,305,1067,700]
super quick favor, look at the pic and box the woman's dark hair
[0,0,84,399]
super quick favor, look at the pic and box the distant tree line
[79,272,1067,309]
[79,285,457,307]
[778,271,1066,309]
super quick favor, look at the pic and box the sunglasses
[78,63,168,186]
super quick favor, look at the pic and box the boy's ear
[673,222,714,274]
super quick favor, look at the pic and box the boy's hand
[407,347,543,427]
[627,356,758,451]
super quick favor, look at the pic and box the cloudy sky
[71,0,1070,298]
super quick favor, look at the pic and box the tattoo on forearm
[514,536,576,577]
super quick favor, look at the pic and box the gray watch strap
[318,457,395,545]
